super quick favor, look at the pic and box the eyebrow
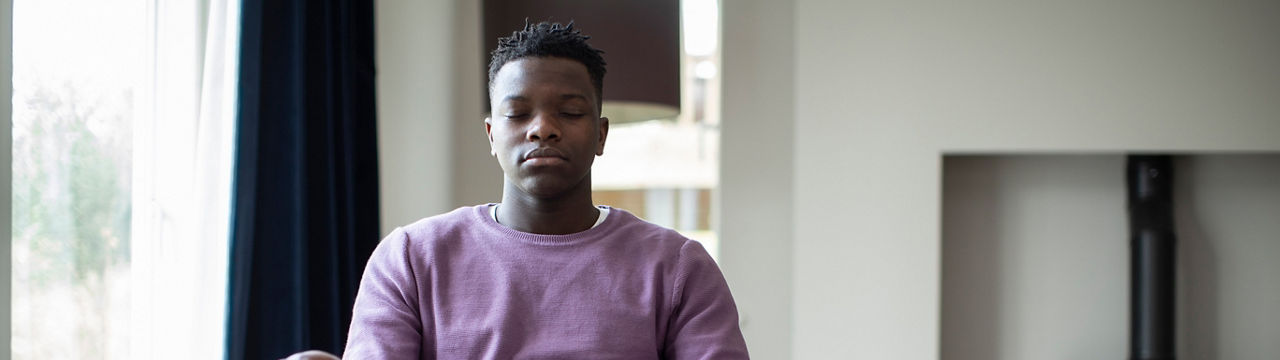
[559,94,590,102]
[501,95,528,103]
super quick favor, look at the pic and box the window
[10,0,238,358]
[592,0,722,259]
[11,1,143,357]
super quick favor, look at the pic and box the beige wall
[942,155,1280,359]
[375,0,456,232]
[943,156,1128,359]
[377,0,498,234]
[447,0,502,208]
[794,2,1280,358]
[1170,155,1280,359]
[720,0,795,358]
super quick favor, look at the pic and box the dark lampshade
[483,0,682,123]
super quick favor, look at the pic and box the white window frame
[2,0,14,358]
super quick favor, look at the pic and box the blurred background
[4,0,1280,359]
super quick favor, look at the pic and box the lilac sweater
[343,205,749,359]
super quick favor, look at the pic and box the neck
[496,179,599,235]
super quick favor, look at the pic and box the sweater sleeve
[344,227,426,360]
[663,240,750,360]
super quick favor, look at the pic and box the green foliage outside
[12,81,132,358]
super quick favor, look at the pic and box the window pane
[592,0,721,260]
[11,0,145,358]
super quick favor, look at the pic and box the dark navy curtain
[228,0,379,358]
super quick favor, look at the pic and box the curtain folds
[130,0,239,359]
[228,0,379,358]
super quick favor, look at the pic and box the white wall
[720,0,795,358]
[447,0,502,208]
[943,156,1128,359]
[794,2,1280,358]
[376,0,499,234]
[1170,155,1280,359]
[375,0,457,233]
[942,155,1280,359]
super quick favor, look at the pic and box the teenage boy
[344,21,749,359]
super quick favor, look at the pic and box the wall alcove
[941,154,1280,359]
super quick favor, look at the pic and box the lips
[521,147,568,164]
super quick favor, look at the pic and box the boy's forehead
[496,57,591,83]
[492,57,597,101]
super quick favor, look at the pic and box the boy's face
[486,57,609,199]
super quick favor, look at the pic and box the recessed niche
[941,154,1280,359]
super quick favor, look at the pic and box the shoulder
[600,207,706,258]
[372,205,490,257]
[606,207,682,239]
[398,205,488,240]
[604,209,720,277]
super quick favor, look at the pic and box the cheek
[488,131,516,162]
[494,141,518,162]
[490,126,520,146]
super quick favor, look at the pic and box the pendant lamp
[483,0,682,123]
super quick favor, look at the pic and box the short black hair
[488,20,607,106]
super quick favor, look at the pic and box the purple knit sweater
[343,205,749,359]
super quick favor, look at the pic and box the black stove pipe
[1127,155,1176,360]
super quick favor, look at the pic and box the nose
[526,113,561,142]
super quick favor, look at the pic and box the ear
[596,116,609,156]
[484,116,496,156]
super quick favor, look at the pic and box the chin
[520,183,572,199]
[517,175,590,199]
